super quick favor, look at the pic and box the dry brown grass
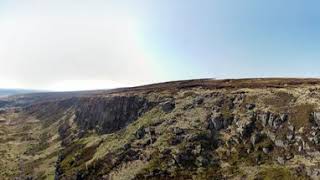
[289,104,315,129]
[93,78,320,95]
[262,91,296,112]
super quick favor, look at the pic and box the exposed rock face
[208,111,233,131]
[236,119,255,138]
[311,112,320,126]
[75,96,155,134]
[258,112,270,127]
[251,133,262,145]
[257,112,288,129]
[5,79,320,179]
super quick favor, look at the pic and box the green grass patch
[256,166,307,180]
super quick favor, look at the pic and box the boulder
[258,112,270,127]
[161,101,175,113]
[275,139,285,147]
[277,156,285,165]
[313,134,320,145]
[273,113,288,129]
[262,147,271,154]
[246,104,256,110]
[173,127,184,135]
[123,143,131,150]
[288,125,295,132]
[196,156,210,167]
[248,111,257,122]
[280,113,288,122]
[268,114,278,127]
[237,121,255,138]
[255,154,262,165]
[272,119,282,129]
[307,168,320,178]
[183,103,194,110]
[208,112,225,130]
[194,97,204,105]
[287,133,294,141]
[174,151,195,167]
[145,127,156,137]
[166,119,177,126]
[136,127,146,139]
[169,136,183,145]
[192,145,202,155]
[312,112,320,126]
[266,131,276,141]
[285,153,294,160]
[251,133,261,145]
[161,148,172,156]
[150,137,157,144]
[246,148,252,154]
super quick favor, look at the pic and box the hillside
[1,78,320,179]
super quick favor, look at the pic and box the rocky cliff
[2,78,320,179]
[74,96,155,134]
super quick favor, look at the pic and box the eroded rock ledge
[74,96,156,134]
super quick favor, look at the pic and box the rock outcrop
[3,78,320,179]
[75,96,155,134]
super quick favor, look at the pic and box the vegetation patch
[221,97,234,120]
[290,104,315,129]
[263,91,295,112]
[25,132,50,155]
[255,166,306,180]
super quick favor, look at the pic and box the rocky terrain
[2,78,320,179]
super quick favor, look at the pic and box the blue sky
[135,0,320,79]
[0,0,320,90]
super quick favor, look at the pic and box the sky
[0,0,320,91]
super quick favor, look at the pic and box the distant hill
[0,89,37,97]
